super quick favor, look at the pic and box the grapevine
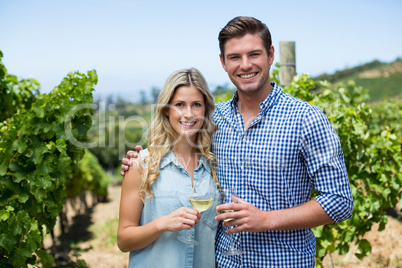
[0,50,98,267]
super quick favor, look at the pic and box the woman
[117,68,220,267]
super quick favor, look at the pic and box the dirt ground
[322,216,401,267]
[77,185,129,268]
[43,185,129,268]
[51,185,401,268]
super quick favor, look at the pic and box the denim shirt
[128,149,219,268]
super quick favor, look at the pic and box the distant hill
[314,58,402,102]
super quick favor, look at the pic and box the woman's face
[166,85,206,143]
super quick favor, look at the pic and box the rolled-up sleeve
[301,107,353,223]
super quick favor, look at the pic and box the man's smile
[239,72,258,79]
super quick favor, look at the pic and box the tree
[151,86,160,103]
[140,90,147,104]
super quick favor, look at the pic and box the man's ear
[268,45,275,66]
[219,54,227,72]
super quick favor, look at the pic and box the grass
[88,217,120,250]
[339,73,402,102]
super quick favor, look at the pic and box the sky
[1,0,401,102]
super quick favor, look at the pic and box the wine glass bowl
[216,189,235,222]
[177,182,214,245]
[190,195,214,212]
[216,187,245,256]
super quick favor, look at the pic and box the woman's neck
[172,142,199,160]
[173,135,198,155]
[172,140,200,181]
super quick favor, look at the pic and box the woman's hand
[158,207,201,232]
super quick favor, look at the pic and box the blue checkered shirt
[212,83,353,268]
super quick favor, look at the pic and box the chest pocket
[147,191,181,220]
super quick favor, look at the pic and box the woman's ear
[163,108,169,117]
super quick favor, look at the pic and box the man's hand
[215,198,334,234]
[120,145,143,176]
[215,197,269,234]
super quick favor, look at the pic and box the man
[122,16,353,267]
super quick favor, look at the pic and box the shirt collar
[159,150,211,172]
[230,82,282,114]
[197,154,211,173]
[159,150,176,169]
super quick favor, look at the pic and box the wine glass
[177,182,214,245]
[216,187,245,256]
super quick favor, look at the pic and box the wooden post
[279,41,296,87]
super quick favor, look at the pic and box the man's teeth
[240,73,256,79]
[180,122,196,126]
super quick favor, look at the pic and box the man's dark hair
[218,16,272,60]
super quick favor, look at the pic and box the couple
[118,16,353,268]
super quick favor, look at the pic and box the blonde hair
[140,68,219,199]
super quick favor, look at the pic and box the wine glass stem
[229,233,235,250]
[187,227,194,239]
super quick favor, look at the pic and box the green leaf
[378,214,388,231]
[344,229,355,243]
[320,239,330,248]
[14,247,34,267]
[0,209,10,221]
[17,194,29,204]
[0,160,7,176]
[312,225,324,237]
[16,137,28,153]
[36,249,55,268]
[33,104,45,118]
[381,188,391,199]
[78,259,87,267]
[355,239,372,260]
[317,247,326,258]
[16,210,31,231]
[9,220,22,236]
[338,243,350,255]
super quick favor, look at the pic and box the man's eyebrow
[226,49,264,58]
[225,52,240,58]
[249,49,264,53]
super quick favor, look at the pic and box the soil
[43,185,129,268]
[48,185,401,268]
[322,216,402,267]
[77,186,129,268]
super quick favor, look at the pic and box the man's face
[220,33,274,97]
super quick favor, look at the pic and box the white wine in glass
[190,196,214,212]
[177,189,214,245]
[215,209,235,222]
[217,187,245,256]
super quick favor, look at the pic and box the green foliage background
[314,58,402,101]
[0,51,109,267]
